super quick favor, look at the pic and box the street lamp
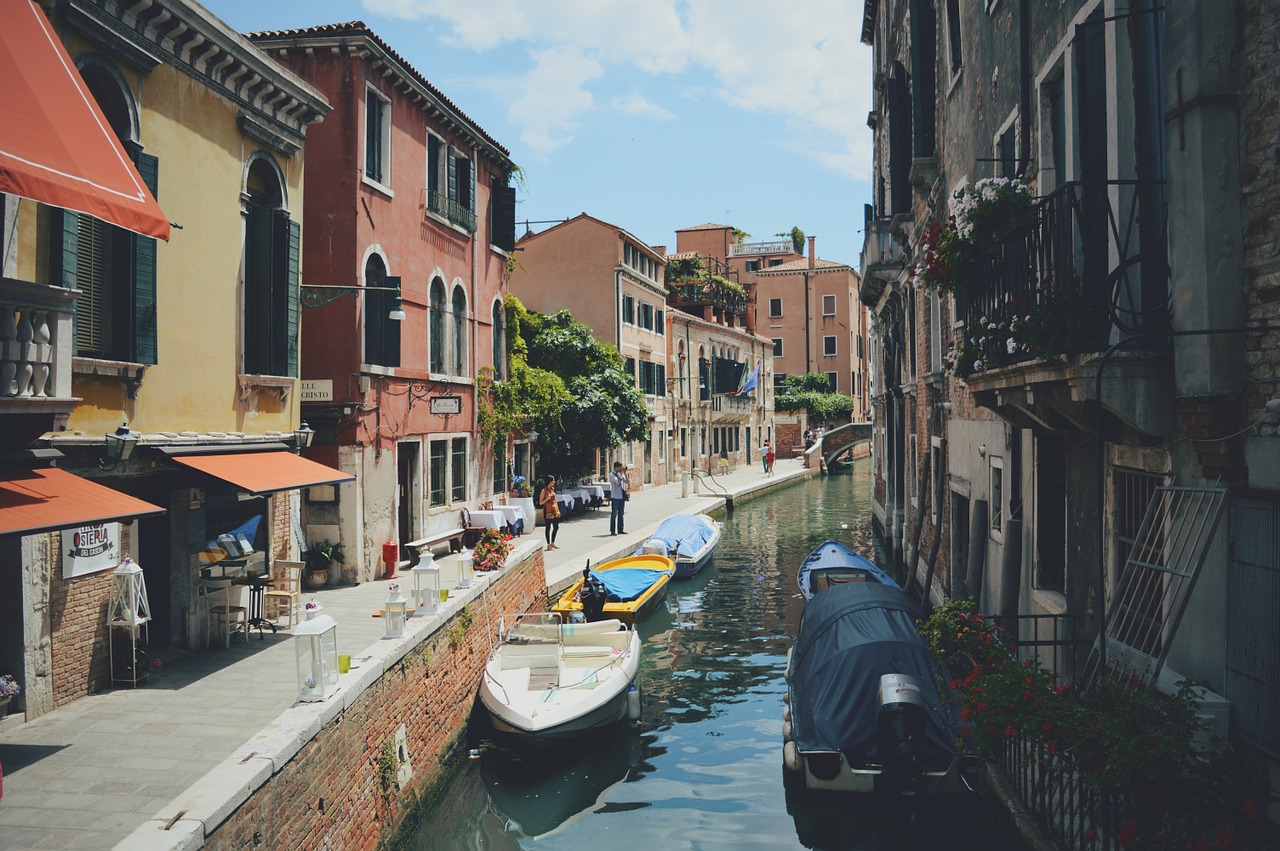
[293,421,315,451]
[100,422,139,470]
[300,283,406,320]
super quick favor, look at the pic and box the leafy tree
[776,226,806,255]
[505,297,649,480]
[774,372,855,424]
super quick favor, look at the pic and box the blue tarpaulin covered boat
[637,513,721,578]
[783,582,971,795]
[796,539,898,601]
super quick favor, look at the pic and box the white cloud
[361,0,872,175]
[611,93,676,121]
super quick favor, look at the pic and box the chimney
[808,236,816,269]
[652,245,666,257]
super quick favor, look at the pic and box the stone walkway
[0,458,809,850]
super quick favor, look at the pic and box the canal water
[401,461,1025,850]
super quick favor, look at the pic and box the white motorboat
[641,513,722,578]
[480,613,642,739]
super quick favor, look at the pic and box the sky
[205,0,874,267]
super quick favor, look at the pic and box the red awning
[0,467,164,536]
[0,1,170,240]
[172,451,355,495]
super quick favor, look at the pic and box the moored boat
[552,554,675,625]
[480,612,642,740]
[782,582,974,796]
[639,513,722,578]
[797,539,898,601]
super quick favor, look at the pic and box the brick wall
[204,551,548,850]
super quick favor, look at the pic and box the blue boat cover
[637,514,717,559]
[591,568,667,603]
[797,539,898,599]
[789,582,960,764]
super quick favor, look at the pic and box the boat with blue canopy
[797,539,898,601]
[637,513,721,578]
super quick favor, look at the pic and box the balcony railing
[426,190,476,233]
[729,239,794,257]
[959,180,1170,367]
[861,216,904,273]
[1,278,75,401]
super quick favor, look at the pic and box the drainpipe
[805,236,816,371]
[1018,0,1031,176]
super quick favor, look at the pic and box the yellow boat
[552,554,675,625]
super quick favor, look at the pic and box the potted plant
[0,674,20,713]
[304,540,344,589]
[472,529,514,572]
[508,475,535,529]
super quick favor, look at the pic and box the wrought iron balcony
[666,254,751,316]
[426,190,477,233]
[958,180,1170,364]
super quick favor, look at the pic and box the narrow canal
[401,460,1026,850]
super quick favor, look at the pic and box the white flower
[973,359,984,372]
[1007,338,1018,354]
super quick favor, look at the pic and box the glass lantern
[294,611,338,702]
[458,546,474,589]
[109,557,151,626]
[410,554,439,616]
[383,584,407,638]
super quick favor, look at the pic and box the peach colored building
[509,214,671,486]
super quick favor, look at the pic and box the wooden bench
[405,528,465,564]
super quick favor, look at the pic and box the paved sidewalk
[0,458,808,850]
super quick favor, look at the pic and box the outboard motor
[876,673,927,794]
[579,567,609,622]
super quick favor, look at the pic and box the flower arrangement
[388,583,400,594]
[304,600,319,612]
[510,474,530,498]
[472,528,513,572]
[304,676,317,689]
[945,273,1073,379]
[915,219,970,294]
[920,600,1273,850]
[948,176,1032,242]
[0,674,20,698]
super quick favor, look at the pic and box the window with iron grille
[429,440,447,506]
[451,437,467,503]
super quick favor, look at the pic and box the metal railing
[426,190,476,233]
[729,239,793,256]
[959,180,1170,365]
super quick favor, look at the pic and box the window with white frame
[823,335,837,357]
[769,297,783,318]
[364,86,390,187]
[622,294,635,325]
[772,338,784,357]
[773,372,787,392]
[822,294,837,316]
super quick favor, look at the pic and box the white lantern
[294,611,339,702]
[383,584,407,638]
[410,554,439,616]
[109,557,151,626]
[458,546,474,589]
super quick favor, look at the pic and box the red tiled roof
[755,258,852,273]
[665,250,700,260]
[246,21,510,161]
[676,222,730,232]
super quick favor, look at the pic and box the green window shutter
[447,146,458,206]
[270,209,292,375]
[494,184,516,251]
[57,210,80,349]
[244,204,274,374]
[286,219,301,377]
[132,152,159,364]
[468,158,476,215]
[384,275,401,368]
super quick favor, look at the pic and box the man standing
[609,461,629,535]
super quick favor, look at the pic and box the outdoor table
[556,494,576,513]
[232,574,275,638]
[468,509,506,531]
[494,505,525,534]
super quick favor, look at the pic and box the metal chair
[264,560,304,629]
[198,578,246,648]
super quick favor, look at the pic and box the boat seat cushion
[499,650,560,671]
[561,645,615,659]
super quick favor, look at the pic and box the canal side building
[862,0,1280,827]
[2,0,338,718]
[248,22,520,579]
[508,213,671,486]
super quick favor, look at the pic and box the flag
[736,360,761,396]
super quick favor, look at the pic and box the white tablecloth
[468,510,506,530]
[494,505,525,528]
[584,485,606,500]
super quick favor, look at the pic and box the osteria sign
[62,523,121,578]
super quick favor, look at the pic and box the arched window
[451,285,468,375]
[429,278,446,373]
[244,155,297,376]
[54,57,161,364]
[362,253,399,367]
[491,300,506,380]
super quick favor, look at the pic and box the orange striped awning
[171,451,354,495]
[0,467,164,536]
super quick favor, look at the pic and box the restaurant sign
[61,522,121,578]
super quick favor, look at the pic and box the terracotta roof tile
[755,258,851,273]
[676,222,730,232]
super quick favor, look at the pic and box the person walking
[609,462,629,535]
[765,442,776,476]
[761,441,771,473]
[539,476,561,550]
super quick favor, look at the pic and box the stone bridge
[814,420,874,467]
